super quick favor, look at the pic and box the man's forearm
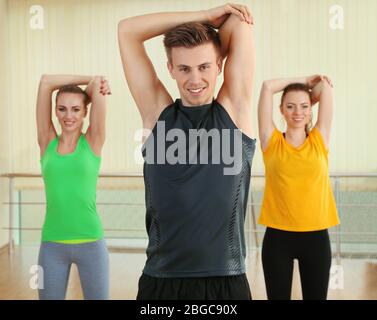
[118,11,209,42]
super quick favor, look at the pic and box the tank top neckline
[282,131,310,151]
[177,98,213,110]
[55,133,84,157]
[141,99,256,151]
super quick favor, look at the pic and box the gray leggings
[38,239,109,300]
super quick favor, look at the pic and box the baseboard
[108,247,145,254]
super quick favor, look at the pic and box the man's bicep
[218,23,255,108]
[118,38,172,123]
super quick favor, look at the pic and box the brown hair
[55,85,90,107]
[163,22,221,62]
[280,83,313,134]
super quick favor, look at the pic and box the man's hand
[206,3,253,28]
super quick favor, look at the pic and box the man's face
[168,42,222,106]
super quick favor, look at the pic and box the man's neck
[180,97,214,108]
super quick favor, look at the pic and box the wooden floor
[1,245,377,300]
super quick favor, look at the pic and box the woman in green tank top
[36,74,111,300]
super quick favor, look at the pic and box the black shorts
[136,273,252,300]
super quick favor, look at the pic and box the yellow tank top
[258,127,339,232]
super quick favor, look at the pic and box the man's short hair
[163,22,222,62]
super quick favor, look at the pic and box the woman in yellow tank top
[257,75,339,300]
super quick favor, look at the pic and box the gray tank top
[142,99,256,278]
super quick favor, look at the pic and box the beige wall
[0,0,9,248]
[4,0,377,177]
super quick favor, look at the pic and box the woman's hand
[87,76,111,97]
[306,75,323,89]
[206,3,253,28]
[98,77,111,96]
[310,75,334,105]
[306,74,333,89]
[323,76,333,88]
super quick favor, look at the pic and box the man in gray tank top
[118,4,256,300]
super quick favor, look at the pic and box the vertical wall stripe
[4,0,377,174]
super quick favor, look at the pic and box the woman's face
[280,90,312,130]
[55,93,87,133]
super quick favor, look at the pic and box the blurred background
[0,0,376,299]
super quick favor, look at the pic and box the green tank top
[40,134,104,242]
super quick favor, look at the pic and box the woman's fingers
[99,78,111,95]
[324,76,334,88]
[307,74,333,89]
[308,74,322,87]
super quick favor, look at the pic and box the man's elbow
[118,19,132,36]
[225,14,252,31]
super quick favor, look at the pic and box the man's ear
[217,57,224,74]
[167,61,175,79]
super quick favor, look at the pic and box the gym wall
[2,0,377,175]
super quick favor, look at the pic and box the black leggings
[262,227,332,300]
